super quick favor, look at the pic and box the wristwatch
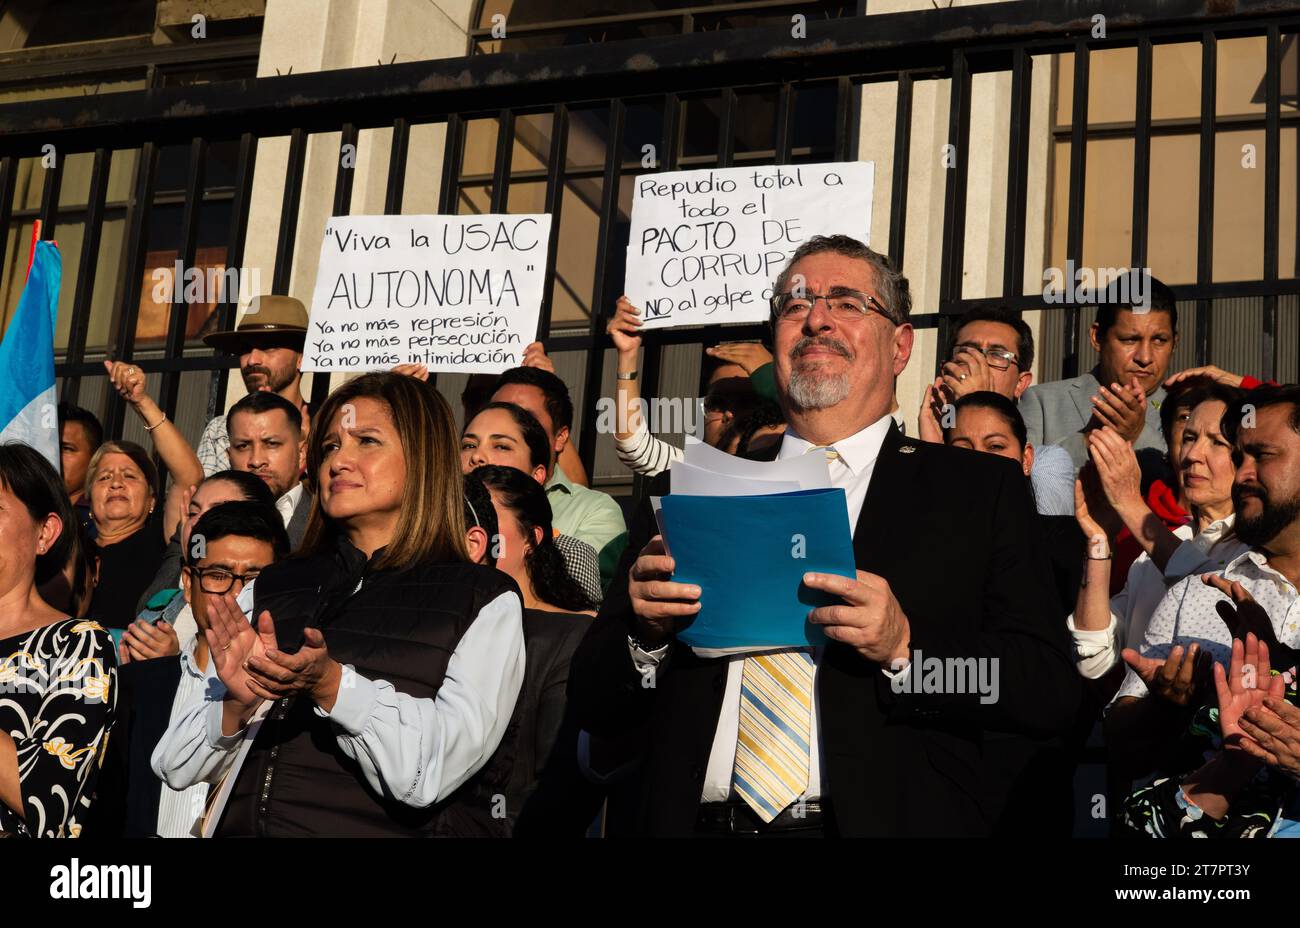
[628,630,667,652]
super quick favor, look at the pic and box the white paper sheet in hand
[667,461,801,497]
[682,438,830,489]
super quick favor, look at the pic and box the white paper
[683,438,830,489]
[667,461,801,497]
[625,161,873,330]
[303,213,552,374]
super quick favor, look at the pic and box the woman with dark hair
[153,373,525,837]
[461,402,603,605]
[475,465,595,616]
[0,443,117,837]
[475,464,597,833]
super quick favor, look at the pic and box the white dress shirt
[1114,548,1300,702]
[633,412,897,803]
[1068,517,1248,679]
[152,586,525,815]
[275,482,304,529]
[152,605,211,838]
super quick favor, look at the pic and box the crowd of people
[2,233,1299,838]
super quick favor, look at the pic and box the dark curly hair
[474,464,595,613]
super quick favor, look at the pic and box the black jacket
[569,426,1080,837]
[216,535,523,837]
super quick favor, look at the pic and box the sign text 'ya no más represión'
[303,214,552,374]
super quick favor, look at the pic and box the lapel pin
[899,445,916,454]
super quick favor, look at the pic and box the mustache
[790,336,852,361]
[242,365,271,379]
[1233,484,1267,501]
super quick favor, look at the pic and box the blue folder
[658,487,858,649]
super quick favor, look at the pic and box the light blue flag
[0,240,62,470]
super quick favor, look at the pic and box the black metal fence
[1,0,1297,481]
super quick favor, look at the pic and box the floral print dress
[0,618,117,837]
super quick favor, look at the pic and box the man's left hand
[244,627,343,712]
[805,570,911,666]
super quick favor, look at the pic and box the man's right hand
[205,592,278,711]
[628,534,700,646]
[1122,643,1211,708]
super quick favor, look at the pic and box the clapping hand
[1215,634,1285,751]
[1122,642,1212,708]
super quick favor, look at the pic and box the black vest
[216,536,522,837]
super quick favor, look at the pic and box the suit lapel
[1068,372,1098,432]
[851,425,920,570]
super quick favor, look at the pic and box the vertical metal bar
[578,98,626,472]
[272,128,308,296]
[0,157,15,287]
[717,89,736,168]
[438,114,465,215]
[214,132,258,414]
[773,82,794,165]
[431,114,466,392]
[104,142,158,440]
[489,109,515,214]
[1263,25,1281,382]
[37,149,63,240]
[308,124,360,410]
[159,136,207,425]
[1195,31,1217,367]
[833,75,854,163]
[888,73,913,271]
[332,123,359,217]
[1131,37,1153,271]
[1062,40,1090,380]
[536,103,570,340]
[1003,49,1032,299]
[937,52,972,365]
[641,94,682,413]
[384,117,410,215]
[61,148,111,405]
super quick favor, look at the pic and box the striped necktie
[732,649,815,822]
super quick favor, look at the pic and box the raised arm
[104,361,204,512]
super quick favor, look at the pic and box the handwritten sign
[624,162,873,329]
[302,214,552,374]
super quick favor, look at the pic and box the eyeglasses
[770,289,896,325]
[951,343,1021,371]
[192,566,262,595]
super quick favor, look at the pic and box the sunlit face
[89,452,153,529]
[0,479,60,592]
[183,535,275,634]
[60,421,97,501]
[180,478,253,557]
[460,408,547,484]
[1232,404,1300,547]
[239,345,301,395]
[951,320,1032,399]
[947,405,1033,477]
[318,397,406,531]
[227,409,305,499]
[1165,403,1193,492]
[1177,400,1235,513]
[491,383,568,468]
[1092,309,1176,392]
[772,252,911,416]
[487,488,539,591]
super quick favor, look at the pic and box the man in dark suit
[569,235,1079,837]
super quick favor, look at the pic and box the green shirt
[545,465,628,591]
[750,362,778,402]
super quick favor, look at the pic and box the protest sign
[624,161,873,329]
[302,213,551,374]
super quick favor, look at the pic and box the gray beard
[787,368,851,410]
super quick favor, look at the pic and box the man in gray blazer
[1019,277,1179,475]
